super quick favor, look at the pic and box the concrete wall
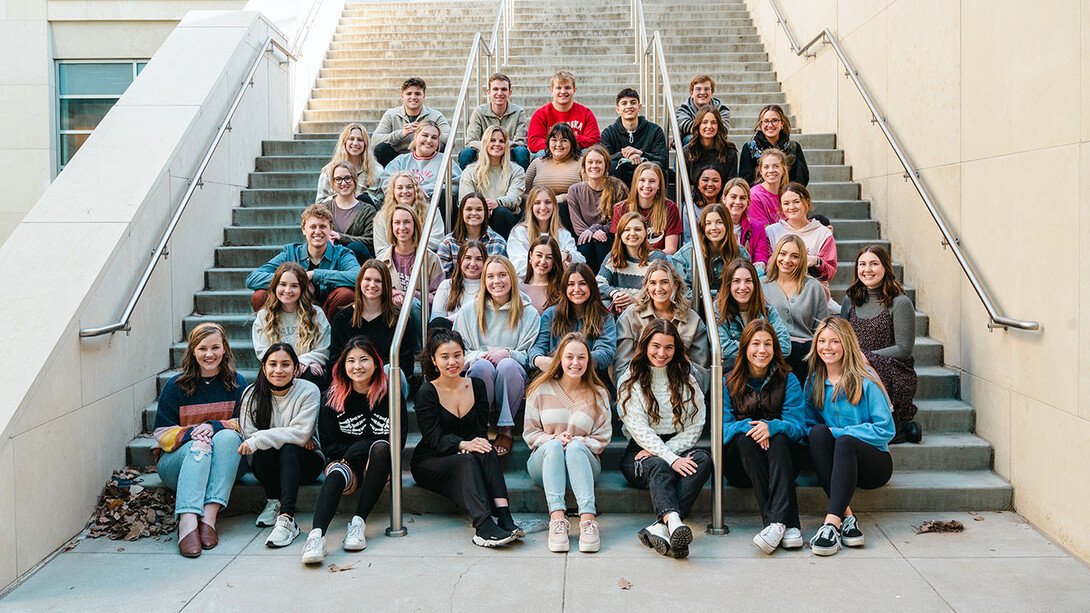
[746,0,1090,560]
[0,11,290,588]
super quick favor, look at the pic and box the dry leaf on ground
[329,562,358,573]
[916,520,965,534]
[87,467,177,541]
[618,578,632,590]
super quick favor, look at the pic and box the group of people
[151,68,921,564]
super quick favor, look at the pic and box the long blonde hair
[806,317,886,411]
[329,123,381,189]
[526,333,609,403]
[631,259,691,320]
[764,234,808,294]
[621,162,669,236]
[469,125,512,191]
[383,171,429,222]
[755,149,789,193]
[523,185,564,239]
[477,255,525,332]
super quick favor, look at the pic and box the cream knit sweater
[618,366,705,465]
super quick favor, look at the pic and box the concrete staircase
[126,0,1012,516]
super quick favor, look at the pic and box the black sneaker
[840,515,865,547]
[472,518,517,548]
[809,523,841,556]
[904,420,923,444]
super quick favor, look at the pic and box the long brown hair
[619,319,698,428]
[755,148,789,193]
[806,317,886,411]
[752,104,792,138]
[846,245,904,308]
[581,145,622,222]
[686,105,736,165]
[621,162,669,237]
[259,262,321,354]
[177,322,239,396]
[526,333,608,403]
[697,203,740,272]
[446,240,485,312]
[609,211,653,269]
[725,319,789,399]
[715,258,770,325]
[451,192,491,243]
[551,263,609,339]
[351,260,399,328]
[522,235,564,308]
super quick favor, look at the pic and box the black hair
[419,327,466,381]
[616,87,640,103]
[247,342,299,431]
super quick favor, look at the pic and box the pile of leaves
[87,467,177,541]
[915,520,965,534]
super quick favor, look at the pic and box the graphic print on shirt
[337,410,391,437]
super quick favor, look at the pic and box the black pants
[313,438,392,534]
[787,340,811,385]
[250,444,324,516]
[489,207,518,240]
[619,439,712,520]
[411,449,509,527]
[577,237,612,278]
[723,433,801,529]
[808,424,893,518]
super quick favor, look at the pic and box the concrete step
[305,89,788,107]
[131,468,1012,514]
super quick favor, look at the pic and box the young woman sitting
[521,236,564,315]
[762,234,828,383]
[436,192,507,278]
[567,144,628,273]
[614,259,710,391]
[670,202,749,301]
[153,323,246,557]
[374,171,443,254]
[524,333,612,553]
[238,343,324,550]
[804,317,895,556]
[320,161,377,264]
[330,261,416,388]
[524,122,583,228]
[748,149,789,233]
[618,319,711,559]
[842,245,920,443]
[596,211,666,314]
[715,258,791,364]
[765,182,837,287]
[410,328,523,547]
[529,263,616,386]
[458,125,526,238]
[252,262,331,389]
[432,240,486,324]
[739,104,809,186]
[376,205,444,350]
[722,177,770,274]
[316,122,383,204]
[610,162,683,255]
[508,185,584,276]
[452,255,541,456]
[380,119,461,200]
[722,319,806,554]
[301,338,408,564]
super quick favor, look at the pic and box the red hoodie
[527,102,601,152]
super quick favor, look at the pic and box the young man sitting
[527,70,600,156]
[600,88,668,187]
[459,72,530,170]
[245,204,361,320]
[372,77,451,166]
[676,74,732,145]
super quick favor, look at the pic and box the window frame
[56,60,148,171]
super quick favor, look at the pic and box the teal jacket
[716,302,792,361]
[245,242,360,296]
[803,376,895,452]
[722,367,806,444]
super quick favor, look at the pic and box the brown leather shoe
[198,522,219,550]
[178,529,202,557]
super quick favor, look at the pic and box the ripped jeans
[156,429,244,516]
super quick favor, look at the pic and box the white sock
[647,521,669,539]
[664,512,684,534]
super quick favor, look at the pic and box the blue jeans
[527,439,601,515]
[157,429,244,516]
[459,146,531,170]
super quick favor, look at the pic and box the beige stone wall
[746,0,1090,560]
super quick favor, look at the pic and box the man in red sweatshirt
[527,70,600,153]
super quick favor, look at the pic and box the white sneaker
[256,499,279,527]
[265,514,300,548]
[753,522,786,554]
[578,519,600,553]
[343,516,367,551]
[781,527,804,549]
[301,529,326,564]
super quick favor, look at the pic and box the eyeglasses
[761,119,782,126]
[333,176,354,184]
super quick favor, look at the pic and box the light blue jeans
[157,429,244,516]
[526,439,601,515]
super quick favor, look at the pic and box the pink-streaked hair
[326,337,389,412]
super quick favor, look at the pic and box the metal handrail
[632,0,727,536]
[80,37,295,338]
[765,0,1038,332]
[289,0,325,59]
[387,0,509,536]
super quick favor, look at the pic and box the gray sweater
[762,277,829,342]
[840,289,915,361]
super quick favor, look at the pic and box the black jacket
[738,130,809,186]
[600,116,669,177]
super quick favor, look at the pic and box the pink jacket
[737,214,771,269]
[764,219,837,281]
[749,183,781,231]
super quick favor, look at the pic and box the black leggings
[313,438,392,534]
[808,425,893,518]
[787,340,811,385]
[619,439,712,520]
[250,444,325,517]
[411,450,509,527]
[723,433,801,529]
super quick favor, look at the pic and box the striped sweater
[595,250,667,304]
[153,372,246,454]
[523,379,612,454]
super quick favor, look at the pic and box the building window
[56,61,148,170]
